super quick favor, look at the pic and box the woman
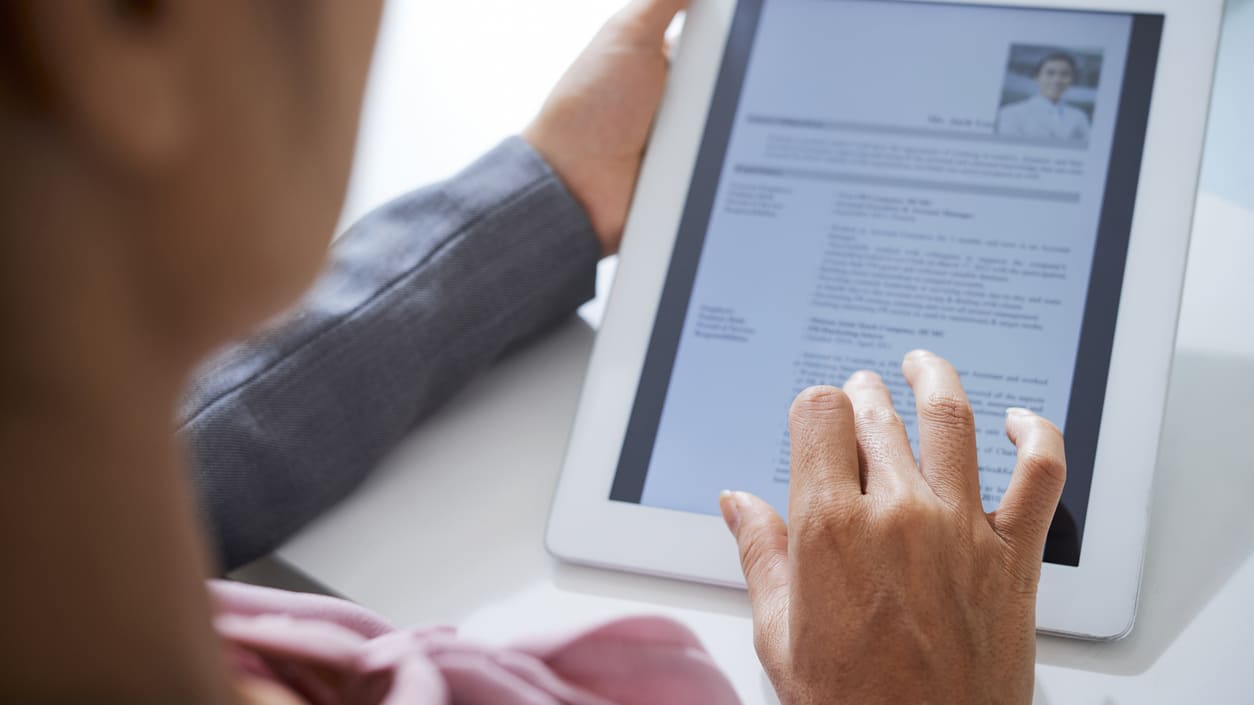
[0,1,1066,703]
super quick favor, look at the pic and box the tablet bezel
[546,0,1223,640]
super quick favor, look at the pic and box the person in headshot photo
[997,51,1092,143]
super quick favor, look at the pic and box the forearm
[182,137,600,569]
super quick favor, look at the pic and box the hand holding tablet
[523,0,691,255]
[721,351,1064,705]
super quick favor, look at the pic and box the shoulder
[1062,104,1090,122]
[998,99,1034,121]
[1000,98,1034,114]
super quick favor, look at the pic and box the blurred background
[1202,0,1253,211]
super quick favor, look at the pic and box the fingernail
[1006,407,1034,417]
[718,490,740,533]
[904,349,932,361]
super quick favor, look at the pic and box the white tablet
[547,0,1223,640]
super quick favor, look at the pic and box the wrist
[521,124,614,258]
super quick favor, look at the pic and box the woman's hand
[523,0,688,256]
[720,350,1066,705]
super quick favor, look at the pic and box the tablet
[547,0,1222,640]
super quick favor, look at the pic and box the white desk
[277,2,1254,703]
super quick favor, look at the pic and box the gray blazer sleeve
[181,137,601,570]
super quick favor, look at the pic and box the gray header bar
[733,163,1082,203]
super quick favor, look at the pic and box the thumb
[619,0,690,42]
[720,491,790,661]
[993,408,1067,562]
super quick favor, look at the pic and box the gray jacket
[181,138,601,570]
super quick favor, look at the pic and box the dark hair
[0,0,162,114]
[1034,52,1078,78]
[0,2,45,112]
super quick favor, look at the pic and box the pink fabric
[210,580,742,705]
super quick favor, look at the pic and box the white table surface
[278,2,1254,703]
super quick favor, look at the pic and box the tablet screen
[610,0,1164,566]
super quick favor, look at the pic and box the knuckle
[793,502,855,553]
[876,492,932,533]
[854,404,899,428]
[921,392,975,431]
[1018,447,1067,488]
[791,386,851,418]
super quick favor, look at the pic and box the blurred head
[0,0,383,358]
[1034,53,1077,103]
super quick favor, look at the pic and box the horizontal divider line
[733,163,1083,203]
[745,113,1090,151]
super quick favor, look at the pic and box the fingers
[901,350,982,510]
[842,371,919,495]
[621,0,690,40]
[720,490,789,665]
[788,387,863,522]
[993,409,1067,559]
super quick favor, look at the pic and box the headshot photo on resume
[997,44,1103,144]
